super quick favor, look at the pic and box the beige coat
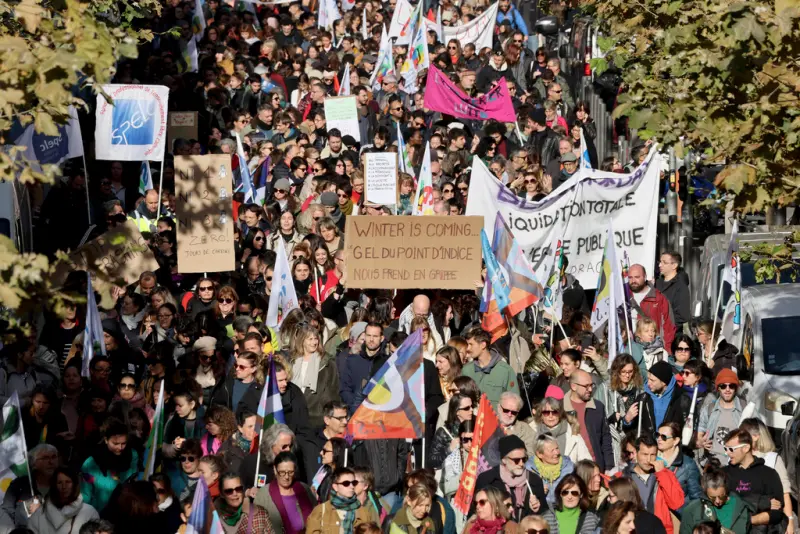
[305,500,378,534]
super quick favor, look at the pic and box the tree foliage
[0,0,160,328]
[584,0,800,213]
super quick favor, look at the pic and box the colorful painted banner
[95,85,170,161]
[424,65,516,123]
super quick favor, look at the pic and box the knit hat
[320,191,338,207]
[714,368,740,387]
[649,361,674,385]
[193,336,217,353]
[498,435,526,458]
[545,385,565,400]
[349,322,368,343]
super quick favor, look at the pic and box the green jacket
[80,449,140,513]
[461,349,520,406]
[679,494,751,534]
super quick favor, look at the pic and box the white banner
[14,105,83,169]
[442,3,498,51]
[95,85,170,161]
[466,153,661,289]
[388,0,414,44]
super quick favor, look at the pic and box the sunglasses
[560,490,581,497]
[236,364,252,371]
[461,436,472,443]
[119,383,136,390]
[524,179,537,184]
[676,346,691,352]
[223,485,244,495]
[724,443,747,453]
[220,298,235,304]
[475,499,488,507]
[718,383,737,390]
[266,276,273,281]
[199,286,214,291]
[655,433,674,441]
[507,456,527,465]
[527,530,549,534]
[502,407,520,417]
[336,479,358,487]
[540,410,559,416]
[254,236,265,242]
[681,370,694,376]
[180,455,196,463]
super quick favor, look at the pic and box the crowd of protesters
[4,0,794,532]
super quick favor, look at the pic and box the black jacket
[655,275,690,326]
[711,340,739,379]
[208,373,263,415]
[352,438,410,496]
[474,466,548,518]
[632,384,692,439]
[527,127,561,169]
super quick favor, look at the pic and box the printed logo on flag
[111,99,158,145]
[32,127,69,164]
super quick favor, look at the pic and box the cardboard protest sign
[175,155,235,273]
[167,111,198,151]
[323,96,361,143]
[52,220,160,307]
[95,85,170,161]
[364,152,398,206]
[467,153,661,289]
[344,216,482,289]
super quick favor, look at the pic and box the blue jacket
[526,455,575,506]
[339,345,388,414]
[496,5,529,35]
[665,452,703,513]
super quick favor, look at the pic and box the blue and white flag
[236,135,265,204]
[266,240,299,328]
[481,229,511,312]
[256,356,286,435]
[139,161,154,195]
[82,273,106,378]
[14,105,83,170]
[95,85,170,161]
[579,129,592,175]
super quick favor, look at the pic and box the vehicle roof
[741,284,800,319]
[704,231,798,254]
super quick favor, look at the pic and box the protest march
[0,0,794,533]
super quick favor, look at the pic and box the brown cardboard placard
[344,215,482,289]
[167,111,198,151]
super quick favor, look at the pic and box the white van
[720,284,800,433]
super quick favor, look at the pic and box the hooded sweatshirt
[723,457,785,527]
[647,376,676,430]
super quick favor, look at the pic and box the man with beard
[339,323,388,414]
[127,189,160,233]
[474,435,547,520]
[629,264,677,352]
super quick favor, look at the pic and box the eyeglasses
[223,485,244,495]
[254,236,265,242]
[682,370,694,376]
[443,188,453,193]
[457,185,468,191]
[94,366,112,374]
[655,433,674,441]
[199,285,214,292]
[723,443,747,453]
[336,479,358,487]
[119,383,136,390]
[513,39,523,44]
[560,489,581,497]
[527,529,549,534]
[277,470,295,478]
[391,106,403,112]
[718,383,737,390]
[475,499,488,507]
[540,410,559,416]
[292,254,303,259]
[322,448,333,454]
[275,188,288,193]
[158,313,173,319]
[501,407,520,417]
[337,193,348,198]
[575,382,594,390]
[524,178,537,184]
[180,455,196,463]
[220,298,235,304]
[507,456,527,465]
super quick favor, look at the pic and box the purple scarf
[268,480,314,533]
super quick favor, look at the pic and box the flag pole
[156,158,165,222]
[81,154,92,225]
[708,282,724,365]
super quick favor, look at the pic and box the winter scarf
[638,336,665,354]
[555,507,581,534]
[268,480,314,532]
[234,432,252,454]
[330,491,360,534]
[543,419,568,455]
[339,199,354,215]
[533,456,563,483]
[293,276,313,295]
[121,309,146,331]
[499,464,528,508]
[469,517,508,534]
[44,495,85,532]
[647,376,676,429]
[218,501,244,526]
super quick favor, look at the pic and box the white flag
[362,8,368,40]
[14,105,83,171]
[318,0,341,30]
[400,2,429,94]
[192,0,206,36]
[579,129,592,175]
[412,142,435,215]
[369,26,394,91]
[338,64,351,96]
[95,85,170,162]
[82,272,107,378]
[267,241,299,328]
[442,3,498,51]
[0,393,31,499]
[388,0,414,44]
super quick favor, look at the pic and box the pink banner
[423,65,516,123]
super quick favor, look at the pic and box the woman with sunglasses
[253,451,316,534]
[655,421,702,507]
[540,474,600,534]
[316,437,350,503]
[669,334,699,373]
[430,394,474,470]
[187,278,218,319]
[441,420,474,506]
[215,473,272,534]
[241,228,267,264]
[151,474,183,534]
[463,486,519,534]
[607,354,644,459]
[679,359,710,434]
[531,397,593,464]
[528,434,576,506]
[113,373,154,418]
[214,286,239,338]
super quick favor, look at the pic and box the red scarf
[268,480,314,533]
[470,517,508,534]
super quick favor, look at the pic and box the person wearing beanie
[629,361,691,440]
[474,434,548,521]
[697,369,744,465]
[319,191,346,231]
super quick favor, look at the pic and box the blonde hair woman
[410,316,439,362]
[289,325,340,428]
[530,397,592,463]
